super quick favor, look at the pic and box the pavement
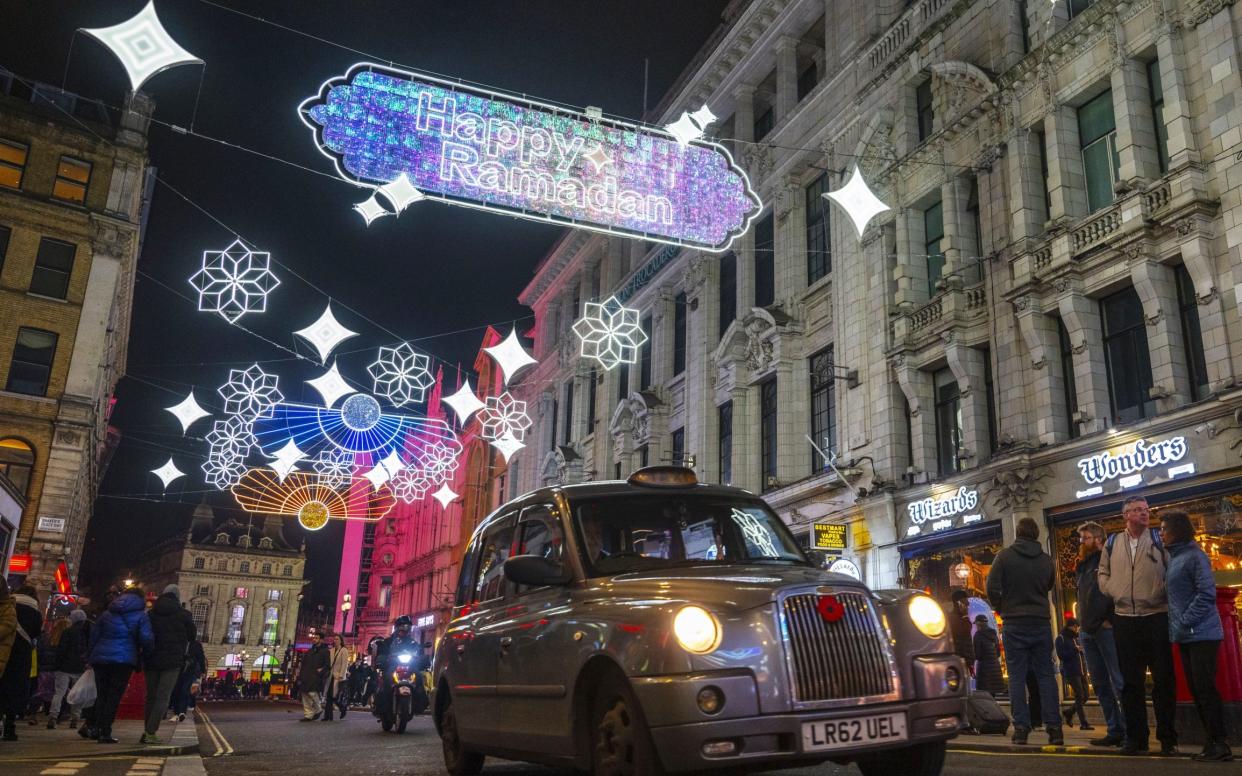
[0,712,203,776]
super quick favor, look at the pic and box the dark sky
[3,0,731,605]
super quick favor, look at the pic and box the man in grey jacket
[986,517,1062,745]
[1098,496,1177,756]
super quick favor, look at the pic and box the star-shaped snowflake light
[306,361,355,408]
[391,466,433,504]
[151,458,185,489]
[202,451,245,490]
[368,343,434,407]
[218,364,283,421]
[490,432,525,463]
[663,104,718,146]
[417,440,459,480]
[268,439,305,483]
[80,0,203,93]
[164,391,210,434]
[312,449,353,490]
[484,329,537,386]
[363,450,405,489]
[823,165,891,239]
[378,173,425,213]
[189,239,281,324]
[572,295,648,371]
[443,380,486,424]
[294,304,358,363]
[354,194,391,226]
[478,392,532,442]
[432,483,460,508]
[205,416,255,457]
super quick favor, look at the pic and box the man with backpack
[1098,496,1178,756]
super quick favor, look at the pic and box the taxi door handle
[499,636,513,648]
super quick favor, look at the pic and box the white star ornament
[823,165,891,239]
[80,0,203,93]
[484,329,537,386]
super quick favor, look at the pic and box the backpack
[966,690,1009,735]
[1105,528,1164,555]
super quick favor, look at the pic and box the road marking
[135,759,165,765]
[195,710,233,757]
[53,763,90,769]
[40,769,79,775]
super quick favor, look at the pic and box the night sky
[2,1,731,607]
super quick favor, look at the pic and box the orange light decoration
[231,469,396,529]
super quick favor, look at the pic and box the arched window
[193,557,205,569]
[218,654,242,669]
[261,604,279,645]
[0,437,34,495]
[254,654,277,668]
[225,603,245,644]
[191,601,210,638]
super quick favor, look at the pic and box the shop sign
[302,64,760,251]
[1075,435,1191,499]
[37,516,66,533]
[828,558,861,580]
[415,613,435,629]
[907,487,979,525]
[812,523,848,551]
[8,553,32,573]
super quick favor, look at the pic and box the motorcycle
[376,652,428,733]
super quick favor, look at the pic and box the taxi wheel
[855,740,946,776]
[590,675,663,776]
[440,697,484,776]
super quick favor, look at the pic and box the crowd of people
[970,497,1233,762]
[0,582,205,746]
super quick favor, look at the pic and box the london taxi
[431,467,967,775]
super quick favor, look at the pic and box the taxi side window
[473,516,517,602]
[514,505,564,595]
[454,535,481,607]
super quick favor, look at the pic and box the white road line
[196,710,233,757]
[40,769,79,775]
[53,763,90,768]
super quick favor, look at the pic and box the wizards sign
[301,63,760,251]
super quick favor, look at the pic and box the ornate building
[136,502,306,677]
[0,69,152,593]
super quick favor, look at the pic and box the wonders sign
[302,64,760,251]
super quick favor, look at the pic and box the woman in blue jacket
[1160,510,1232,762]
[86,587,154,744]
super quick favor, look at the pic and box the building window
[809,347,836,474]
[1019,0,1031,52]
[916,80,934,141]
[638,445,649,468]
[1175,265,1209,401]
[965,177,983,283]
[1056,317,1080,439]
[586,369,597,434]
[379,575,393,608]
[261,563,271,575]
[1066,0,1095,18]
[754,212,774,307]
[282,565,292,576]
[225,604,245,644]
[617,360,629,399]
[614,462,622,479]
[673,292,687,375]
[933,368,962,476]
[1148,60,1169,174]
[193,557,205,570]
[562,379,574,444]
[753,107,774,141]
[0,225,10,273]
[981,348,997,456]
[30,238,75,299]
[361,546,373,568]
[797,63,818,101]
[639,314,652,388]
[718,401,733,486]
[1036,129,1051,223]
[234,586,248,599]
[191,602,209,637]
[52,156,91,204]
[806,173,831,284]
[1079,90,1119,213]
[924,200,944,297]
[0,437,34,495]
[718,251,736,336]
[549,397,558,450]
[240,561,250,574]
[261,605,279,645]
[760,378,778,491]
[6,327,57,396]
[0,139,27,189]
[671,427,685,465]
[267,589,281,601]
[1100,285,1154,424]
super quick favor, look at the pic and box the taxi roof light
[627,466,698,488]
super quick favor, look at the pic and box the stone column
[651,287,676,387]
[775,177,806,302]
[733,85,757,313]
[1008,127,1047,242]
[940,177,968,282]
[733,385,760,493]
[1055,286,1110,434]
[775,36,799,121]
[1111,59,1161,187]
[1178,226,1235,391]
[893,209,925,308]
[683,256,716,481]
[1014,297,1069,444]
[894,357,936,476]
[1154,32,1200,168]
[944,334,991,464]
[1129,250,1188,410]
[1044,105,1087,223]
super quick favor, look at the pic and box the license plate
[397,687,411,695]
[801,712,907,752]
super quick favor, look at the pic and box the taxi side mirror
[504,554,573,587]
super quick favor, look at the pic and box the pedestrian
[322,634,349,721]
[1098,496,1178,755]
[948,591,975,673]
[0,584,43,741]
[1075,520,1126,747]
[1055,618,1092,730]
[170,635,205,721]
[49,611,89,728]
[144,585,195,744]
[30,619,63,723]
[86,586,154,744]
[986,517,1062,745]
[298,631,330,721]
[971,615,1005,696]
[1161,509,1233,762]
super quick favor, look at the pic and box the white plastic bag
[66,666,97,708]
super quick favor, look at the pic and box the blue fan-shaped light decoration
[253,398,459,461]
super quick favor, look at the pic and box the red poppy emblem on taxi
[816,594,845,623]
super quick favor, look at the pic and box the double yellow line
[196,710,234,757]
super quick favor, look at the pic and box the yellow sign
[813,523,848,551]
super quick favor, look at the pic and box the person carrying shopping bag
[86,587,154,744]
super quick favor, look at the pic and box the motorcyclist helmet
[394,615,413,636]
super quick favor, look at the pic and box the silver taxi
[432,467,967,775]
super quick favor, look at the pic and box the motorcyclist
[372,616,421,711]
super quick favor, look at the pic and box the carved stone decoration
[1185,0,1238,29]
[774,178,802,218]
[1013,295,1030,312]
[988,466,1052,514]
[682,253,711,292]
[1053,278,1071,293]
[1175,218,1195,236]
[55,429,84,446]
[929,61,1000,126]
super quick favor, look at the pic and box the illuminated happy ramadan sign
[301,64,760,250]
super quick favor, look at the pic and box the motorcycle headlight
[673,605,721,655]
[908,595,947,638]
[397,653,412,664]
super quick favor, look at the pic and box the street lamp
[123,578,135,588]
[340,591,353,635]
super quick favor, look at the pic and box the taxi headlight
[908,595,947,638]
[673,605,721,655]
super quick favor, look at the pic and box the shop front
[897,482,1000,613]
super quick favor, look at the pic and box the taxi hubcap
[596,698,636,774]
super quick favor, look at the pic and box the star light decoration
[189,239,281,324]
[368,343,435,407]
[484,329,537,386]
[363,450,406,489]
[572,295,648,371]
[267,439,305,483]
[312,449,353,490]
[205,416,255,457]
[151,458,185,489]
[664,105,718,146]
[489,433,524,463]
[478,392,532,442]
[822,165,891,239]
[353,173,426,225]
[306,361,355,408]
[164,392,211,434]
[218,364,283,421]
[432,483,460,508]
[390,466,433,504]
[80,0,202,93]
[443,380,487,424]
[202,449,246,490]
[294,304,358,363]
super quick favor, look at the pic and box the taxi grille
[782,591,893,703]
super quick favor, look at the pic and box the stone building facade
[0,70,152,592]
[513,0,1242,607]
[136,503,306,676]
